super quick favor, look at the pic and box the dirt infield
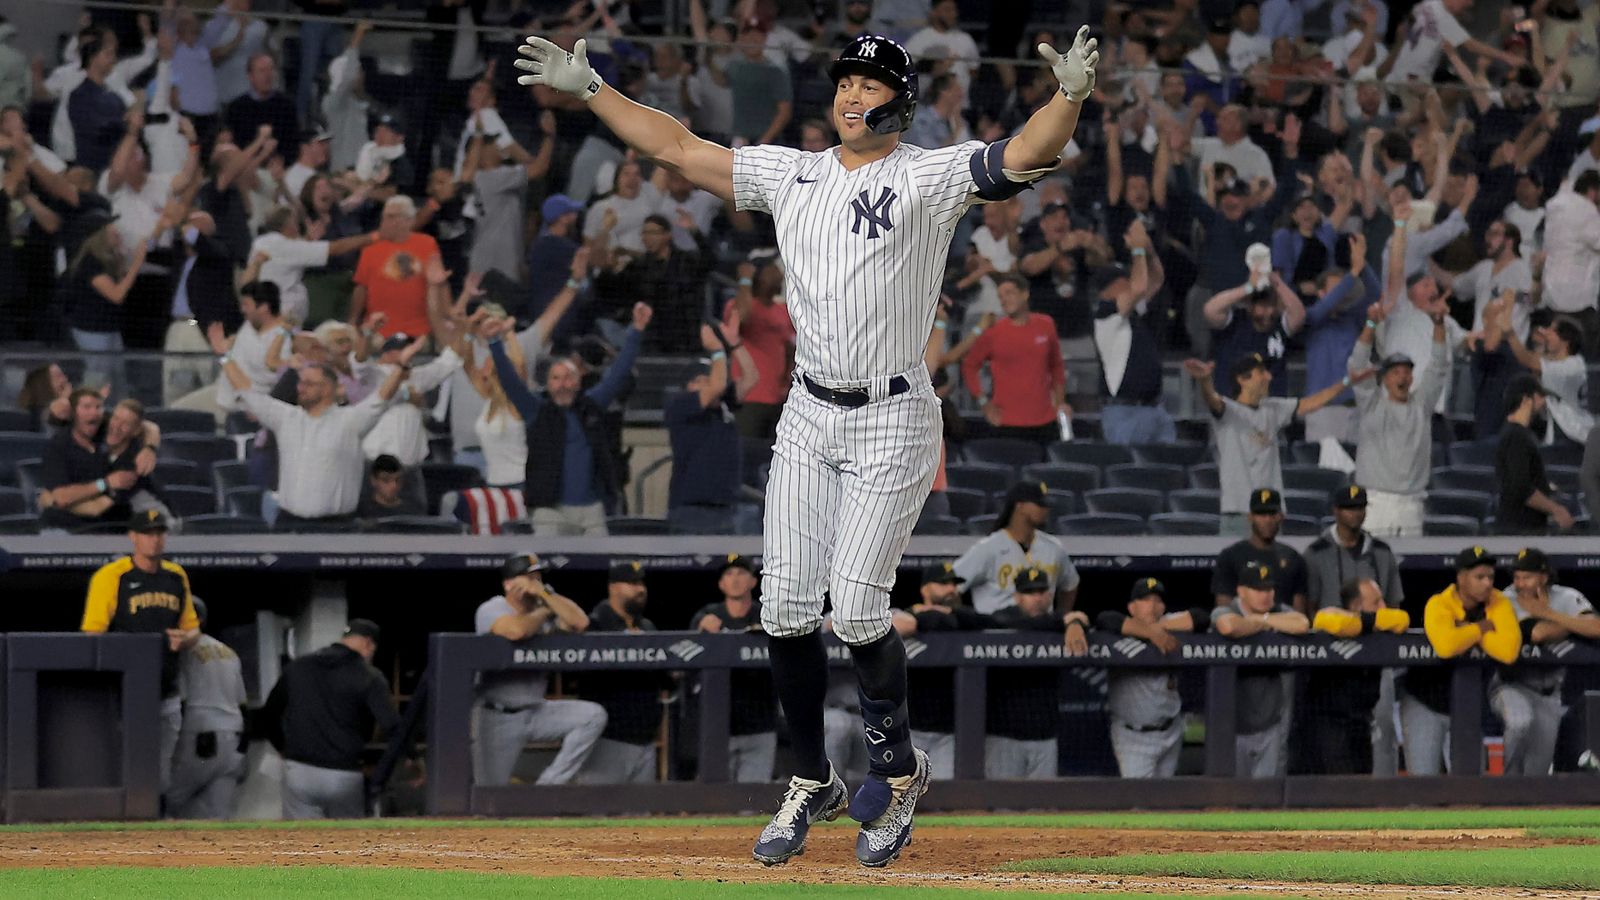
[0,824,1588,897]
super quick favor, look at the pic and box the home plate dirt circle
[0,824,1589,898]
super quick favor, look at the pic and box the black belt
[802,374,909,409]
[1122,717,1177,733]
[1105,396,1161,408]
[483,701,537,714]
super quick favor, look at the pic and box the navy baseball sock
[768,629,831,784]
[849,630,915,779]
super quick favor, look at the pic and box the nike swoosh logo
[796,177,818,184]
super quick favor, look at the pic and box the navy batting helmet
[828,34,918,135]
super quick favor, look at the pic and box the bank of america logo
[668,639,705,662]
[1113,638,1146,658]
[1551,640,1575,659]
[1329,640,1362,660]
[904,638,927,660]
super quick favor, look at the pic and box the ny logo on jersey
[850,187,897,239]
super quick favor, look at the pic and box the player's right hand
[515,36,603,100]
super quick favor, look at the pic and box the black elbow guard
[969,138,1055,202]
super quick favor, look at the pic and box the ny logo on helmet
[859,40,879,58]
[851,187,897,239]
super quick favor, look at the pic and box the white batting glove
[1039,25,1099,103]
[515,36,604,101]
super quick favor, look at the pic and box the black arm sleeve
[1520,619,1540,644]
[1359,611,1378,635]
[1188,607,1212,634]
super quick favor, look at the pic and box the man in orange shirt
[962,274,1069,446]
[349,196,441,340]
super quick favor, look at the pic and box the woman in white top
[1488,296,1595,445]
[437,299,529,489]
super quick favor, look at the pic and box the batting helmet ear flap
[830,35,919,134]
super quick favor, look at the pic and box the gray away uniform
[166,634,247,818]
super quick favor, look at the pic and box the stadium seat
[1148,512,1221,535]
[1547,465,1582,493]
[1431,466,1495,493]
[1280,515,1323,536]
[0,433,48,485]
[0,514,39,534]
[913,514,964,535]
[1104,463,1186,493]
[1281,490,1328,517]
[144,408,218,435]
[224,486,264,518]
[1045,441,1135,469]
[945,462,1014,496]
[1167,489,1220,515]
[15,460,42,499]
[943,487,989,520]
[1082,488,1164,519]
[1287,442,1322,466]
[1021,462,1100,495]
[964,515,994,535]
[164,485,219,518]
[742,443,773,489]
[1054,513,1147,535]
[501,520,534,534]
[1040,491,1077,519]
[212,461,252,505]
[367,516,469,534]
[1281,465,1349,496]
[420,463,486,516]
[1446,440,1498,468]
[1546,442,1586,468]
[668,505,736,534]
[159,434,237,469]
[1425,515,1481,536]
[224,410,258,435]
[1130,441,1208,468]
[1426,490,1493,520]
[961,437,1044,469]
[1431,442,1448,469]
[733,503,764,536]
[182,514,268,534]
[0,487,24,516]
[154,459,204,486]
[0,410,34,432]
[1187,463,1220,490]
[607,516,671,535]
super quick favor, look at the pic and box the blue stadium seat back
[153,459,204,487]
[944,486,989,520]
[224,411,258,436]
[14,459,42,498]
[1167,489,1221,515]
[964,515,994,535]
[1041,491,1077,519]
[668,506,736,535]
[1279,515,1323,536]
[1546,442,1586,469]
[1173,417,1211,444]
[0,487,24,517]
[224,486,264,518]
[913,514,964,536]
[742,443,774,488]
[0,410,34,432]
[182,514,268,535]
[1424,515,1481,537]
[1286,442,1322,466]
[1104,463,1185,493]
[159,434,237,468]
[961,437,1044,470]
[1147,512,1221,536]
[734,504,765,536]
[1446,440,1499,468]
[1082,488,1164,519]
[501,520,535,535]
[1187,463,1221,490]
[1021,462,1101,494]
[1430,442,1448,469]
[0,513,39,534]
[944,461,1015,496]
[420,462,486,516]
[1130,441,1208,468]
[365,515,469,535]
[1430,466,1495,493]
[1281,465,1350,496]
[1045,441,1135,469]
[1425,490,1493,520]
[0,433,49,484]
[1053,513,1147,536]
[608,516,672,536]
[164,485,219,518]
[1280,490,1328,518]
[144,408,218,436]
[1547,465,1582,494]
[212,460,253,504]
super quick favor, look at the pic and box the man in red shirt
[350,196,441,340]
[962,274,1069,446]
[725,251,796,444]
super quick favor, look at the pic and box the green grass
[0,867,1286,899]
[8,807,1600,833]
[1008,846,1600,890]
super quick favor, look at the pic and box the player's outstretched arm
[1003,25,1100,173]
[516,36,734,202]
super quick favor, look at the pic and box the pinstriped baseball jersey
[732,140,988,383]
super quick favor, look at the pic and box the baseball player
[82,510,201,796]
[573,562,665,785]
[891,561,993,779]
[1305,579,1409,774]
[986,567,1087,778]
[1496,548,1600,776]
[473,553,608,786]
[166,597,248,818]
[1095,578,1209,779]
[953,481,1081,614]
[1212,564,1311,777]
[691,555,778,783]
[515,19,1099,867]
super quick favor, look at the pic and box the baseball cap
[1248,487,1282,514]
[379,332,411,354]
[608,560,647,583]
[1130,577,1165,600]
[499,552,546,580]
[345,618,382,641]
[541,194,584,224]
[129,509,170,533]
[1333,484,1369,509]
[1378,353,1415,375]
[372,111,404,132]
[921,561,965,585]
[1503,372,1550,415]
[1231,352,1269,382]
[1014,567,1051,593]
[1238,562,1276,590]
[1511,547,1551,574]
[1207,12,1232,33]
[721,553,758,575]
[1455,545,1496,571]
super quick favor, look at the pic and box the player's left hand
[1039,25,1099,103]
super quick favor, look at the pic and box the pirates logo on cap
[1259,565,1271,580]
[943,562,955,573]
[630,561,642,572]
[1518,549,1528,561]
[1474,546,1485,558]
[1349,485,1360,499]
[1039,481,1048,494]
[727,552,739,563]
[1260,489,1271,504]
[1147,577,1158,589]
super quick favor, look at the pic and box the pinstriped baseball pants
[759,370,941,646]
